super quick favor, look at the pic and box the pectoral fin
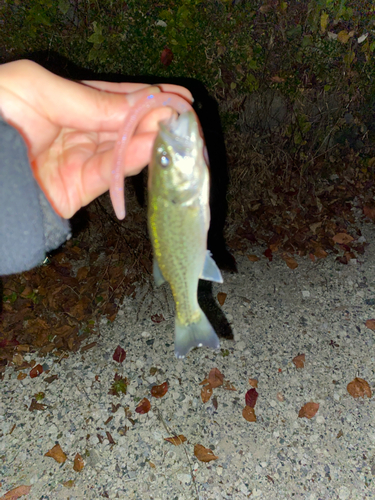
[153,258,166,287]
[199,251,223,283]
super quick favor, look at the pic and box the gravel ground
[1,223,375,500]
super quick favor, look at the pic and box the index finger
[80,80,194,104]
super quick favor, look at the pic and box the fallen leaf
[212,395,218,409]
[76,266,89,280]
[298,402,319,419]
[347,377,372,398]
[149,461,156,468]
[164,435,187,445]
[245,388,258,408]
[194,444,219,462]
[29,364,43,378]
[365,319,375,331]
[108,374,128,397]
[282,254,298,270]
[17,372,27,381]
[247,254,260,262]
[62,480,75,488]
[151,381,169,398]
[135,397,151,414]
[45,374,58,384]
[29,398,47,412]
[73,453,84,472]
[44,443,67,463]
[363,206,375,220]
[248,378,258,388]
[332,233,354,244]
[160,46,173,66]
[223,380,237,391]
[264,248,273,261]
[151,313,165,323]
[314,247,328,259]
[0,485,32,499]
[12,353,23,366]
[112,345,126,364]
[292,353,305,369]
[106,431,115,444]
[201,384,213,403]
[242,406,256,422]
[217,292,227,306]
[208,368,224,388]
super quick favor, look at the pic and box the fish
[147,111,223,358]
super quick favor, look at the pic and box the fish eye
[160,153,170,168]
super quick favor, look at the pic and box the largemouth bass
[148,111,223,358]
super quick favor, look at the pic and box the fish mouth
[159,111,199,150]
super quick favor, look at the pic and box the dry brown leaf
[12,353,24,366]
[363,206,375,220]
[44,443,67,463]
[194,444,219,462]
[201,384,213,403]
[282,254,298,270]
[73,453,84,472]
[208,368,224,388]
[151,381,169,398]
[314,247,328,259]
[333,233,354,244]
[309,222,322,234]
[223,380,237,391]
[247,254,260,262]
[29,398,47,412]
[292,353,305,369]
[29,364,43,378]
[135,397,151,414]
[298,402,319,419]
[17,372,27,381]
[149,461,156,468]
[248,378,258,388]
[347,377,372,399]
[0,485,32,500]
[76,266,90,280]
[217,292,227,306]
[365,319,375,331]
[242,406,256,422]
[164,435,187,445]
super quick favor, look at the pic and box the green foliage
[109,374,128,397]
[1,0,374,169]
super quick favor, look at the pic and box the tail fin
[174,309,220,359]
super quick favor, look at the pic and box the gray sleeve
[0,116,71,275]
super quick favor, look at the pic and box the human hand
[0,60,193,219]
